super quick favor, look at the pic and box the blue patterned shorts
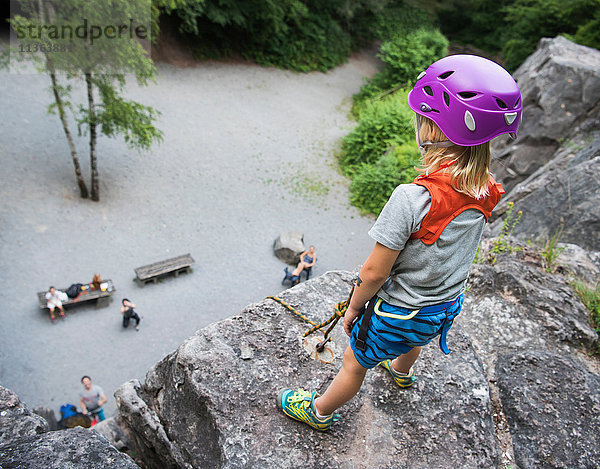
[350,294,464,369]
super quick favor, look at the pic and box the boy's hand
[344,306,363,337]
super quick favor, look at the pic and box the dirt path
[0,50,381,416]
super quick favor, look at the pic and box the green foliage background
[154,0,410,71]
[428,0,600,70]
[352,28,448,115]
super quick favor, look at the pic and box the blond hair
[416,117,491,199]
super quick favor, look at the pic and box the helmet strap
[416,114,456,155]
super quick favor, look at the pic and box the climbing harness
[267,285,356,353]
[354,296,376,353]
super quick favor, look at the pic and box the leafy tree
[8,0,162,201]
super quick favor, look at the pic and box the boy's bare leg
[391,346,421,374]
[314,346,367,416]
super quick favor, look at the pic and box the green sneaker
[276,388,340,431]
[378,360,417,388]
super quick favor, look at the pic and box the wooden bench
[37,280,116,310]
[134,253,195,286]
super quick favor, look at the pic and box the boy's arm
[344,242,400,336]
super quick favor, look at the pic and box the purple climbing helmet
[407,54,522,146]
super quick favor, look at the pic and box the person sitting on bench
[45,286,66,322]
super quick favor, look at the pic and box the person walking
[277,54,522,430]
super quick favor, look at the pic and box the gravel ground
[0,50,381,417]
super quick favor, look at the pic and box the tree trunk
[39,0,89,198]
[86,72,99,201]
[49,71,89,198]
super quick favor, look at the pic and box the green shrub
[353,28,448,114]
[249,11,352,72]
[340,89,416,173]
[349,143,419,214]
[372,4,430,41]
[379,28,449,87]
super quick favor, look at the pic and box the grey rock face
[461,247,599,468]
[116,271,499,469]
[491,36,600,193]
[92,417,132,452]
[0,426,139,469]
[497,351,600,469]
[32,406,57,431]
[0,384,139,468]
[463,246,597,360]
[490,135,600,251]
[273,231,305,264]
[0,385,48,447]
[554,242,600,285]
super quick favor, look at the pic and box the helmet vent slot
[496,98,508,109]
[458,91,478,99]
[424,86,434,96]
[443,92,450,107]
[514,97,521,108]
[438,71,454,79]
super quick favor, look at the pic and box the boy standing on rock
[277,55,522,430]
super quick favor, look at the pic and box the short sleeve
[368,184,431,251]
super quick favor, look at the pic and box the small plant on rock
[488,202,523,264]
[540,227,566,272]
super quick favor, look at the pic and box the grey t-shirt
[368,183,486,309]
[79,384,104,411]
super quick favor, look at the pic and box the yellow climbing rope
[266,296,318,328]
[267,285,355,341]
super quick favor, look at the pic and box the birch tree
[8,0,162,201]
